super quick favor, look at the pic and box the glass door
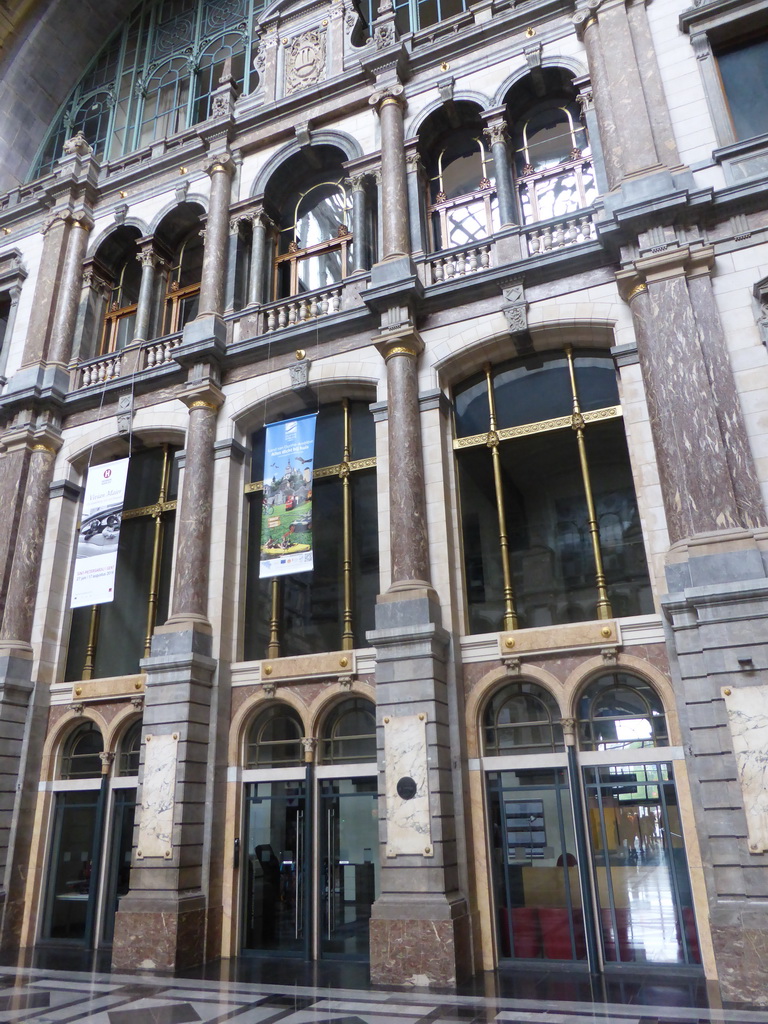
[319,777,379,958]
[583,762,700,965]
[487,767,587,962]
[100,788,136,945]
[42,791,101,943]
[242,779,307,954]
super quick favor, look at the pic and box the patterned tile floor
[0,952,765,1024]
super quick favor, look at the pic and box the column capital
[180,381,225,412]
[369,83,405,112]
[204,152,235,178]
[483,120,510,147]
[617,244,715,299]
[374,327,424,362]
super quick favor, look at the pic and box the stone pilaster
[247,208,271,306]
[573,0,681,195]
[617,247,750,543]
[347,173,369,273]
[18,214,71,368]
[0,426,60,949]
[48,214,92,366]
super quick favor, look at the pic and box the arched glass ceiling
[32,0,262,178]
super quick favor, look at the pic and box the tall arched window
[32,0,255,178]
[484,683,564,756]
[245,705,304,768]
[454,348,652,633]
[162,226,203,334]
[506,70,598,230]
[319,698,376,764]
[118,719,143,776]
[244,399,379,659]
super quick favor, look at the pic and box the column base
[370,897,472,987]
[111,892,207,971]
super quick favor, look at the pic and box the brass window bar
[273,229,350,298]
[79,445,177,680]
[246,402,376,659]
[453,350,621,628]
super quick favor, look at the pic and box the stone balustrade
[427,242,492,284]
[74,335,182,389]
[525,212,595,255]
[263,287,343,333]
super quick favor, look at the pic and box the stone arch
[492,56,589,109]
[40,708,109,783]
[564,653,681,746]
[229,691,310,766]
[405,90,492,139]
[307,681,376,741]
[248,132,364,199]
[465,663,565,759]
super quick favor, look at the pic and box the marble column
[617,248,750,543]
[48,215,92,366]
[198,158,234,316]
[573,0,678,189]
[376,332,430,590]
[132,244,161,343]
[248,209,270,305]
[348,173,368,273]
[165,387,223,630]
[370,87,410,261]
[19,213,70,367]
[0,436,60,649]
[405,149,428,256]
[482,118,516,227]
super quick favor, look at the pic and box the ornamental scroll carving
[285,29,326,95]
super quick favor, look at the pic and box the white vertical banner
[70,458,130,608]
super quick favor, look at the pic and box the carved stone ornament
[285,29,326,95]
[289,358,311,390]
[483,122,509,147]
[62,130,93,157]
[504,304,528,334]
[211,91,231,119]
[374,21,396,49]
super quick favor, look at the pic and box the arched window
[245,706,304,768]
[32,1,258,177]
[66,444,179,681]
[577,673,668,751]
[118,720,142,776]
[244,399,379,659]
[484,682,564,756]
[273,175,353,298]
[506,70,598,229]
[194,34,247,123]
[61,722,104,780]
[454,348,652,633]
[428,129,497,250]
[159,214,205,336]
[95,230,143,354]
[319,698,376,764]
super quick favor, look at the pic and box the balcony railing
[74,334,182,390]
[524,211,596,256]
[426,242,493,285]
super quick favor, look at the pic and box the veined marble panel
[383,713,432,857]
[136,732,178,859]
[722,685,768,853]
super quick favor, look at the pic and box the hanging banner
[71,458,130,608]
[260,413,317,578]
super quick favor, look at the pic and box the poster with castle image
[260,413,317,578]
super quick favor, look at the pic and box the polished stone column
[483,117,516,227]
[19,213,70,367]
[405,150,428,256]
[370,87,410,260]
[48,215,92,366]
[621,285,737,543]
[376,331,430,589]
[348,173,368,273]
[198,158,234,316]
[132,244,161,343]
[0,435,60,649]
[573,0,678,189]
[248,209,271,305]
[165,387,224,630]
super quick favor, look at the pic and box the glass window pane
[718,38,768,141]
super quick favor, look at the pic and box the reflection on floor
[0,951,764,1024]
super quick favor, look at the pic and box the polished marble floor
[0,954,765,1024]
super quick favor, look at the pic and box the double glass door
[488,761,700,968]
[242,772,379,959]
[42,784,136,947]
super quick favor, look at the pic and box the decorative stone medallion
[285,29,326,95]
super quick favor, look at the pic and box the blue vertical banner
[260,413,318,577]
